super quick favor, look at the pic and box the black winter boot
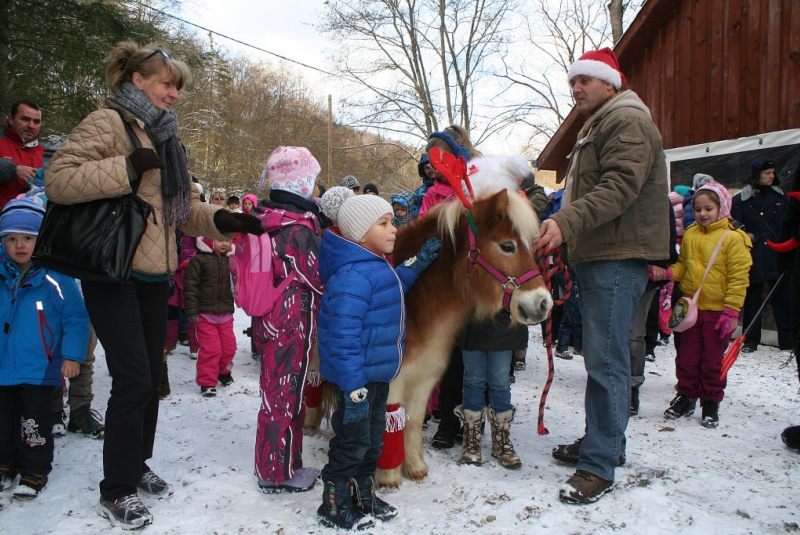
[782,425,800,452]
[664,394,697,419]
[317,480,374,530]
[353,476,397,522]
[432,406,461,449]
[700,400,719,428]
[630,386,640,416]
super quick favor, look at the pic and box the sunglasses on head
[144,49,172,61]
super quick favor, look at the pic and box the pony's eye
[499,241,516,253]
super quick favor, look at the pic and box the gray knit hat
[341,175,360,190]
[338,195,393,242]
[320,186,354,220]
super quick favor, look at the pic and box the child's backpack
[230,206,318,317]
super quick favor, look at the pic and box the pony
[375,156,553,488]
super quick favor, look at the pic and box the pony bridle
[427,146,542,311]
[467,212,541,312]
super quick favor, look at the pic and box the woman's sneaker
[664,394,697,419]
[138,471,173,498]
[701,400,719,428]
[97,494,153,529]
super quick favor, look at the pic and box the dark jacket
[183,239,235,317]
[731,184,787,283]
[317,230,418,391]
[457,310,528,352]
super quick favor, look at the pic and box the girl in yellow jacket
[651,183,752,428]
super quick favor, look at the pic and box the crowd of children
[5,126,800,529]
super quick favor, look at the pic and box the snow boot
[664,394,697,419]
[13,473,46,500]
[512,349,526,371]
[353,475,398,522]
[487,407,522,469]
[0,465,18,492]
[781,425,800,452]
[317,479,374,530]
[559,470,613,504]
[68,402,105,438]
[700,400,719,428]
[52,410,66,437]
[454,405,485,465]
[630,386,640,416]
[432,402,460,449]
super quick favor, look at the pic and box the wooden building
[537,0,800,188]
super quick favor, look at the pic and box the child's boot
[701,400,719,428]
[13,473,47,500]
[487,407,522,469]
[454,405,485,465]
[317,479,374,530]
[664,394,697,419]
[353,475,398,522]
[0,465,18,491]
[432,400,460,449]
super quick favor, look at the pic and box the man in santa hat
[536,48,670,504]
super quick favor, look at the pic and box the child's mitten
[404,236,442,275]
[715,307,739,339]
[344,387,369,424]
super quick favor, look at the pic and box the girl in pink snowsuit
[255,147,324,493]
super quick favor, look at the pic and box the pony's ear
[484,189,510,225]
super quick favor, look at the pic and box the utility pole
[327,95,332,184]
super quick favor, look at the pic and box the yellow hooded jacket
[670,218,752,312]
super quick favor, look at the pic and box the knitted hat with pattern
[260,146,320,198]
[320,186,354,221]
[0,197,45,238]
[338,195,393,242]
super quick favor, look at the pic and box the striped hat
[0,197,46,238]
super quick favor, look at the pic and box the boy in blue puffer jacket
[0,198,90,499]
[316,195,439,530]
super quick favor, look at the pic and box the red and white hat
[567,47,627,90]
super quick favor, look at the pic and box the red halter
[466,212,541,312]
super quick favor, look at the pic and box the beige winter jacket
[551,90,670,265]
[46,106,228,277]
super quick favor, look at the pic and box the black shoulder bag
[32,110,154,283]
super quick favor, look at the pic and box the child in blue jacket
[0,198,90,499]
[316,195,439,530]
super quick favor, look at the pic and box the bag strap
[111,108,145,195]
[691,230,732,300]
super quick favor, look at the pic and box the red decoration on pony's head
[428,147,473,208]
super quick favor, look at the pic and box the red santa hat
[567,47,627,90]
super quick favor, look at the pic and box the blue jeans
[461,350,513,413]
[574,259,647,481]
[321,382,389,483]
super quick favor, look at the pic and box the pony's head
[395,156,552,325]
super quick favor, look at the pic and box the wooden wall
[538,0,800,176]
[622,0,800,150]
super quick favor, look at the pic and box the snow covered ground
[2,308,799,534]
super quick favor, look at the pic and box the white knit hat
[567,47,627,90]
[338,195,393,242]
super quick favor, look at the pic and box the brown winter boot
[487,407,522,469]
[158,356,171,399]
[454,405,485,465]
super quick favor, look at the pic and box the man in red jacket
[0,100,43,208]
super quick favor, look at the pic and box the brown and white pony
[375,160,552,488]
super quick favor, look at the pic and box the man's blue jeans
[574,259,647,481]
[461,350,513,413]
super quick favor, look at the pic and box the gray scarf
[110,82,192,225]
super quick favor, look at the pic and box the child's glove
[404,236,442,275]
[186,315,199,323]
[28,168,44,188]
[343,387,369,425]
[648,265,672,281]
[715,308,739,339]
[213,210,264,235]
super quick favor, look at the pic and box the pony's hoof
[302,426,318,436]
[375,468,402,489]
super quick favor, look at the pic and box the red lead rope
[533,245,571,435]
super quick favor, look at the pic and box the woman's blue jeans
[573,259,647,481]
[461,350,513,413]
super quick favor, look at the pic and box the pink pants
[675,310,728,403]
[195,318,237,387]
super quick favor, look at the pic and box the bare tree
[318,0,517,148]
[499,0,609,153]
[607,0,644,44]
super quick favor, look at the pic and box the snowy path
[2,308,799,534]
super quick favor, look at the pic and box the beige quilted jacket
[45,106,228,276]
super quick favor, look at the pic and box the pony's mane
[431,161,539,250]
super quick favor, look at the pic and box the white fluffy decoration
[466,156,531,199]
